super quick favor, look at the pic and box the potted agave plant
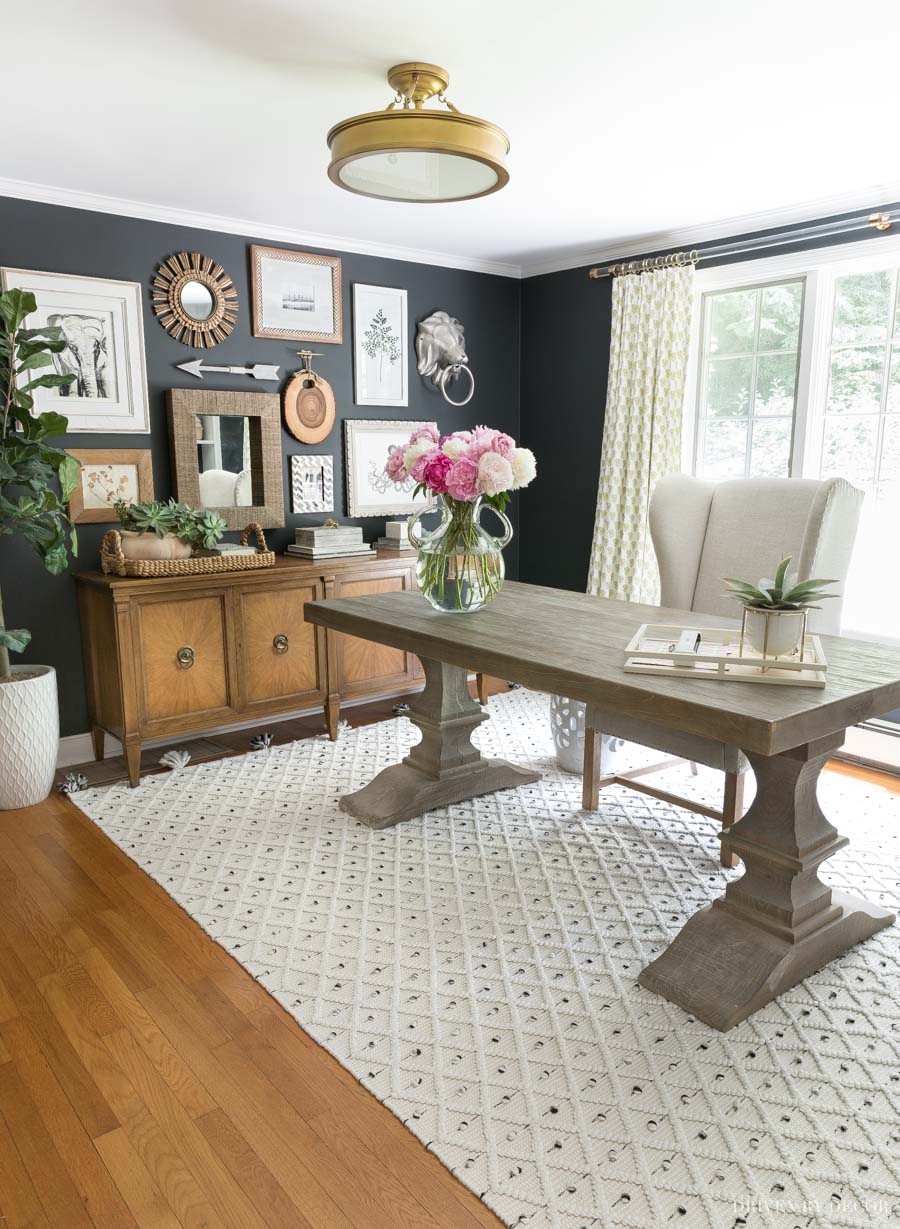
[113,498,227,559]
[386,425,537,612]
[725,556,838,657]
[0,288,79,809]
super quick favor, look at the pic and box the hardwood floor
[4,683,896,1228]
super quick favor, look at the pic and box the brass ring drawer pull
[273,634,289,655]
[176,646,195,669]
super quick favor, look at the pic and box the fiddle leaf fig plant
[0,288,79,682]
[724,555,839,611]
[113,498,228,551]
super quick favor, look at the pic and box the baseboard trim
[56,684,433,769]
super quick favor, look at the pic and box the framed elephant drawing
[1,267,150,432]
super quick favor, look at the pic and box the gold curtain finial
[869,212,892,232]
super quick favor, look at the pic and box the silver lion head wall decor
[415,310,475,406]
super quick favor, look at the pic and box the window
[694,280,803,480]
[684,235,900,648]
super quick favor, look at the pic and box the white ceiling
[4,0,900,277]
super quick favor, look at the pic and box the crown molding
[520,180,900,279]
[0,176,523,279]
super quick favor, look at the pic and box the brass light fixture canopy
[327,62,509,203]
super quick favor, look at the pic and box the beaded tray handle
[100,522,276,578]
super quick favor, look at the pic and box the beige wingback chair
[582,474,864,866]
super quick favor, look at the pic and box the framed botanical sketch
[67,448,153,523]
[290,455,334,514]
[0,268,150,432]
[344,419,436,517]
[250,245,342,344]
[353,284,408,407]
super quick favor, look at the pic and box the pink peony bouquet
[385,424,536,513]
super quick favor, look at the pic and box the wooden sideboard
[75,552,424,786]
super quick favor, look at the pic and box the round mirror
[180,280,215,322]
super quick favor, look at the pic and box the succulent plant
[114,498,227,550]
[724,556,838,612]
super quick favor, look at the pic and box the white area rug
[72,691,900,1229]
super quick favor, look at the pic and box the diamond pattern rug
[71,690,900,1229]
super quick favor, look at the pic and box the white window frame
[683,232,900,479]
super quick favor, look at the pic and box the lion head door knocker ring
[283,350,336,444]
[416,310,475,406]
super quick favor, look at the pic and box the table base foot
[339,758,541,829]
[638,889,894,1032]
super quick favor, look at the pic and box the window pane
[707,356,751,417]
[880,416,900,480]
[827,345,885,414]
[702,420,748,478]
[750,418,792,477]
[707,289,756,355]
[821,415,878,483]
[832,271,892,344]
[758,282,802,351]
[755,352,798,416]
[888,348,900,413]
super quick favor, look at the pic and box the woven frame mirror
[152,252,239,348]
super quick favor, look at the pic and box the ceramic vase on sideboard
[0,665,59,809]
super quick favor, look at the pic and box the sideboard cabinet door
[234,580,325,714]
[133,593,234,731]
[331,566,421,699]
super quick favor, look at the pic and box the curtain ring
[438,362,475,406]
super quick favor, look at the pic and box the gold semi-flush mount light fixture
[327,62,509,203]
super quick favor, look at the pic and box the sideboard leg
[338,657,541,829]
[475,672,489,705]
[91,725,105,762]
[124,736,141,788]
[638,732,894,1030]
[325,694,340,741]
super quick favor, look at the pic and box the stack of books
[286,524,373,560]
[375,520,414,552]
[196,542,258,558]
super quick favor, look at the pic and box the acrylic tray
[623,623,828,688]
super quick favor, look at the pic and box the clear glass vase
[407,495,512,613]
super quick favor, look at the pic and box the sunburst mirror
[151,252,238,348]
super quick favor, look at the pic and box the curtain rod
[588,210,896,279]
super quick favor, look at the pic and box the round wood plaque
[283,370,336,444]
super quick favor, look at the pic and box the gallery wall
[517,203,900,594]
[0,195,522,735]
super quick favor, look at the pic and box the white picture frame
[344,419,436,518]
[291,454,334,514]
[1,267,150,432]
[353,283,408,407]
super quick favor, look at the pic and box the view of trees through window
[695,280,803,479]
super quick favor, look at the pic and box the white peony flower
[510,447,537,489]
[477,450,514,496]
[403,441,430,473]
[442,437,469,460]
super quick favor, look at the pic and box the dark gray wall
[518,203,900,593]
[0,196,521,735]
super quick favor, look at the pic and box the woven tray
[100,523,276,578]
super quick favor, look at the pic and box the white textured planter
[549,695,624,775]
[745,608,806,657]
[119,530,191,561]
[0,665,59,809]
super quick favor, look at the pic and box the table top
[305,581,900,755]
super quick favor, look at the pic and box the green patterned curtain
[587,264,695,602]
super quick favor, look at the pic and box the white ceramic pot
[745,608,806,657]
[119,531,191,561]
[0,665,59,809]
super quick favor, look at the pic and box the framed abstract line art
[67,448,154,524]
[352,284,408,407]
[250,245,342,344]
[0,267,150,432]
[344,419,436,517]
[290,455,334,514]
